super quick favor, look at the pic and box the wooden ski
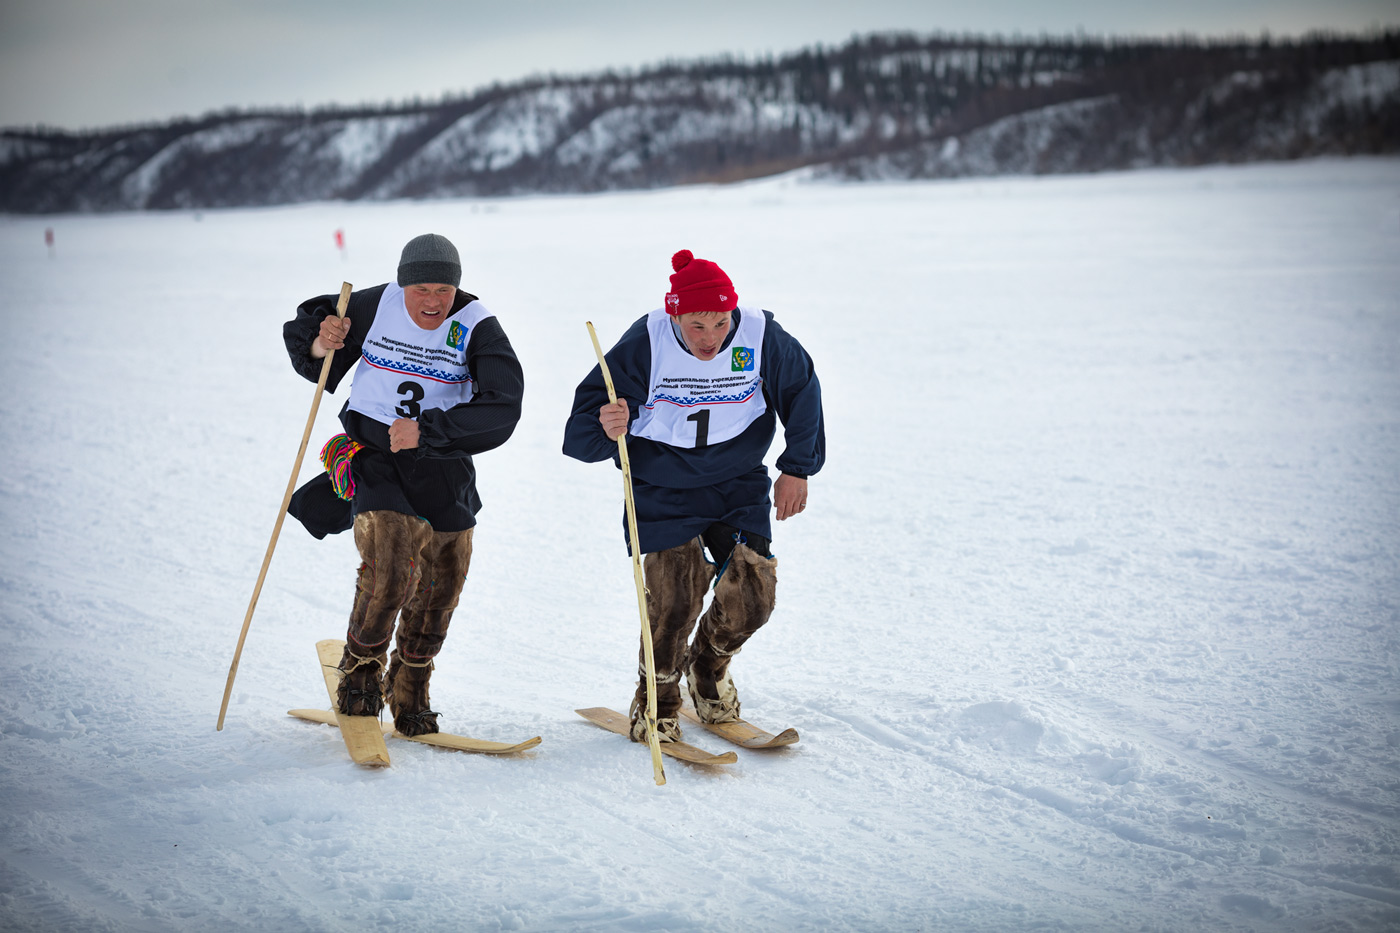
[680,707,800,749]
[289,708,541,755]
[315,639,391,767]
[575,707,737,765]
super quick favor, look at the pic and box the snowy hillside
[3,32,1397,212]
[823,59,1400,181]
[1,157,1398,931]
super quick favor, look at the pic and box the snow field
[0,157,1398,931]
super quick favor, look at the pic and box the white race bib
[346,284,494,425]
[630,307,767,449]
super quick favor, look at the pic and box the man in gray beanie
[282,233,524,737]
[396,233,461,291]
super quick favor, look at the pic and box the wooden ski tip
[356,747,392,767]
[679,707,800,749]
[397,730,543,755]
[575,707,738,765]
[314,640,392,767]
[292,709,541,755]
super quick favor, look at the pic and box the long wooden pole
[217,282,353,731]
[587,322,666,785]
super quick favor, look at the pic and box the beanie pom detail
[664,249,736,316]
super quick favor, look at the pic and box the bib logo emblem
[446,321,466,351]
[731,346,754,372]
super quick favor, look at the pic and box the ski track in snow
[1,157,1398,932]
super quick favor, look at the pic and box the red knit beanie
[664,249,737,316]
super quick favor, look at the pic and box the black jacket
[283,284,524,535]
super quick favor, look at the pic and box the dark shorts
[628,468,772,556]
[288,448,480,539]
[348,448,480,532]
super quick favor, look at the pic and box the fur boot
[336,647,386,716]
[628,693,682,744]
[385,650,438,736]
[627,538,713,741]
[687,543,777,723]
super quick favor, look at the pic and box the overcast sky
[2,0,1395,131]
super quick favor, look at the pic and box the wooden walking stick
[217,282,353,730]
[587,321,667,785]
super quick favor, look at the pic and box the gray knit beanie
[397,233,461,288]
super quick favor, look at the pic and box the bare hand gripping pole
[217,282,353,731]
[587,321,667,785]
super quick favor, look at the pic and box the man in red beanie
[564,249,825,742]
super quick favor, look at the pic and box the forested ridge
[3,30,1396,212]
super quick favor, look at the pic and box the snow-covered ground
[1,158,1397,932]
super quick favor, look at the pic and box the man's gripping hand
[311,316,351,359]
[599,398,629,441]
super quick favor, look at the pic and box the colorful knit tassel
[320,434,364,500]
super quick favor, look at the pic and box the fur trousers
[631,537,777,723]
[338,510,474,719]
[689,542,778,703]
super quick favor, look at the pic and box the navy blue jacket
[563,309,825,489]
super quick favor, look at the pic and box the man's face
[677,311,732,361]
[403,283,455,328]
